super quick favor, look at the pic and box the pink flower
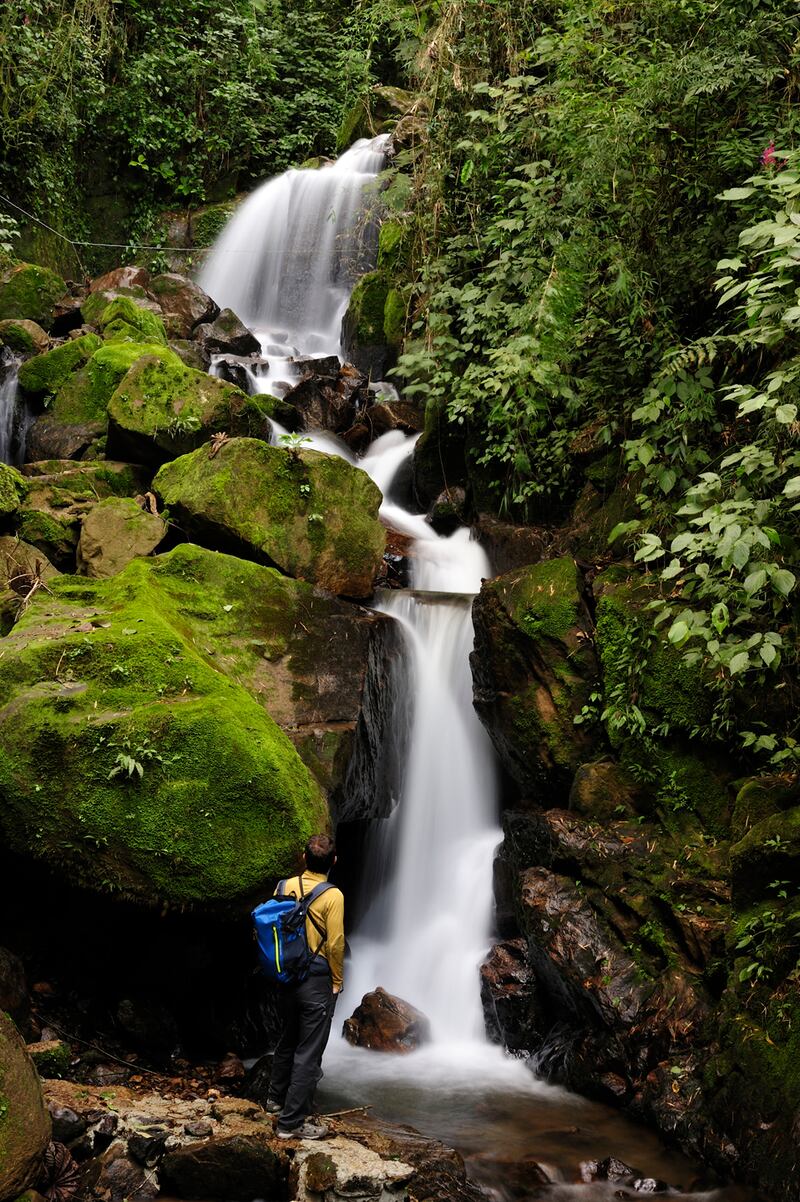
[761,142,777,167]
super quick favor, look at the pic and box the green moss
[80,285,151,327]
[347,271,390,346]
[99,297,167,345]
[17,335,103,398]
[192,202,237,246]
[383,287,406,348]
[732,776,800,841]
[377,221,405,271]
[0,465,28,518]
[0,319,47,354]
[0,553,328,906]
[16,509,77,565]
[730,804,800,908]
[154,439,385,597]
[0,263,66,328]
[28,1040,72,1078]
[107,356,269,464]
[502,557,582,643]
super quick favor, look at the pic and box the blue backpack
[252,879,334,985]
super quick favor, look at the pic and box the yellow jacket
[276,871,345,990]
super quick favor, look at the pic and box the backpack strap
[301,882,335,960]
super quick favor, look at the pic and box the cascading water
[201,145,744,1198]
[0,356,21,465]
[199,136,389,360]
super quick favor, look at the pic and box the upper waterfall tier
[199,136,390,358]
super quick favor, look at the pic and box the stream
[198,138,763,1202]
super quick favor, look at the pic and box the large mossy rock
[76,497,167,578]
[0,467,28,521]
[106,357,269,466]
[0,264,66,330]
[0,320,49,357]
[24,341,177,462]
[0,551,329,906]
[0,1010,51,1202]
[412,396,467,508]
[471,557,601,799]
[98,296,168,346]
[342,270,393,379]
[0,535,60,632]
[154,439,385,597]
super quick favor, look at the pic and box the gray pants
[270,967,336,1130]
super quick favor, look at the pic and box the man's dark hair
[305,833,336,873]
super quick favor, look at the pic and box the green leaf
[775,404,798,424]
[784,477,800,498]
[772,568,796,597]
[719,187,756,200]
[744,569,767,594]
[668,620,690,645]
[760,643,778,667]
[608,519,640,545]
[729,651,750,675]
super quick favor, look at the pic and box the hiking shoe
[263,1098,282,1115]
[275,1120,329,1140]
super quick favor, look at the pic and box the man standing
[266,833,344,1140]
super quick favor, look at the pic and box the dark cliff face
[471,558,800,1202]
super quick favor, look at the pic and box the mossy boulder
[25,1040,71,1079]
[377,221,406,272]
[107,356,269,466]
[0,555,328,906]
[0,1010,51,1202]
[12,461,149,571]
[342,271,393,378]
[80,286,154,328]
[0,264,66,330]
[153,438,385,597]
[191,201,237,248]
[336,84,421,152]
[99,296,168,346]
[17,335,103,400]
[193,308,260,356]
[730,805,800,908]
[0,321,49,357]
[0,467,28,520]
[132,544,398,817]
[76,497,167,578]
[471,557,601,799]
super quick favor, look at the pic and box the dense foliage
[0,0,370,260]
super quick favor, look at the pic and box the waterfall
[0,357,21,465]
[199,136,389,359]
[339,435,500,1045]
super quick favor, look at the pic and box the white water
[199,135,389,363]
[0,357,20,464]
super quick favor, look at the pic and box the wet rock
[194,308,260,356]
[291,354,341,378]
[0,1011,52,1200]
[412,396,466,508]
[467,1152,552,1199]
[284,362,369,434]
[47,1107,86,1145]
[85,1140,159,1202]
[0,945,30,1030]
[568,759,642,822]
[153,437,386,597]
[160,1136,285,1201]
[364,398,423,437]
[343,987,431,1053]
[148,274,218,339]
[480,939,543,1054]
[127,1130,169,1168]
[293,1138,413,1200]
[168,340,211,372]
[76,497,167,578]
[182,1121,212,1139]
[471,557,601,799]
[427,486,467,535]
[580,1157,669,1193]
[519,867,652,1028]
[25,417,102,463]
[212,354,259,393]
